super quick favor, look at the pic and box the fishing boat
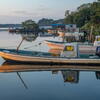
[0,34,99,65]
[0,45,100,65]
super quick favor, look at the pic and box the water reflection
[0,62,100,86]
[21,34,37,42]
[9,32,38,42]
[16,72,28,89]
[61,70,79,83]
[95,71,100,80]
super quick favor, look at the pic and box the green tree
[22,20,39,30]
[64,1,100,35]
[38,18,54,26]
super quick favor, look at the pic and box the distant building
[39,25,52,29]
[39,24,79,32]
[65,24,79,32]
[39,24,80,36]
[51,24,65,30]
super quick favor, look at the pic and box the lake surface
[0,31,100,100]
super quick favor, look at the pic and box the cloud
[0,4,64,24]
[12,10,46,16]
[12,9,52,18]
[13,10,28,14]
[12,10,33,15]
[36,5,50,11]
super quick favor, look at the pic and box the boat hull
[0,51,100,65]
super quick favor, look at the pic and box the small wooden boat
[0,48,100,65]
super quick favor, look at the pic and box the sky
[0,0,95,24]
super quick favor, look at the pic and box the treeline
[38,18,64,26]
[64,0,100,35]
[0,18,64,28]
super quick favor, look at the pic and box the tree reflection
[21,33,37,42]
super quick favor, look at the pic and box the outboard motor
[96,46,100,57]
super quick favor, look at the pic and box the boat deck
[0,48,99,59]
[0,48,52,57]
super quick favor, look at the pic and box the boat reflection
[61,70,79,83]
[0,62,100,87]
[1,61,100,72]
[95,71,100,80]
[21,34,37,42]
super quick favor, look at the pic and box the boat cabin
[60,43,79,58]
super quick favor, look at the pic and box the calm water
[0,31,100,100]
